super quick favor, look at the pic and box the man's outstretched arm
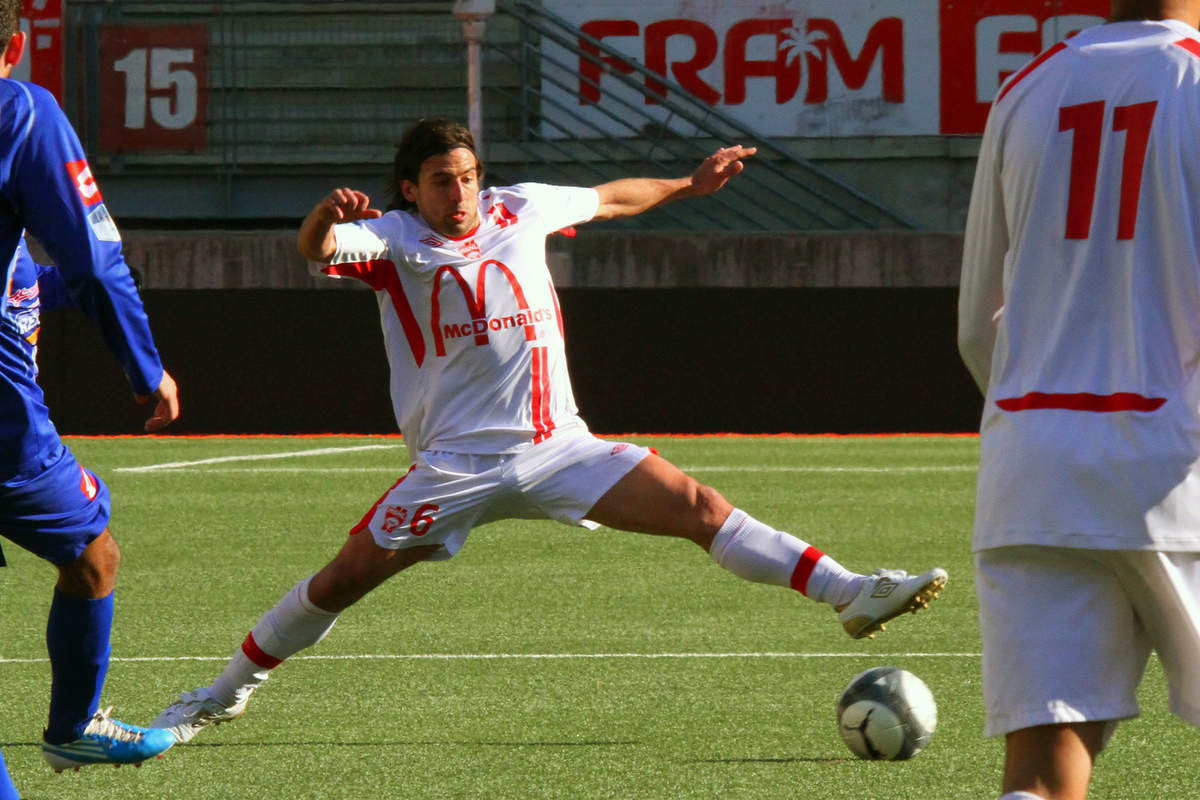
[591,145,757,221]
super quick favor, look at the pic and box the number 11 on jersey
[1059,99,1157,241]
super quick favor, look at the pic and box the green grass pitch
[0,435,1195,799]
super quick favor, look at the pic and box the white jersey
[320,183,599,454]
[960,19,1200,552]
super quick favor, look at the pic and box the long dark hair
[386,118,483,211]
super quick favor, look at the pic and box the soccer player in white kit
[959,3,1200,799]
[153,117,946,745]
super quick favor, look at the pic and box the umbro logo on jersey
[870,578,899,598]
[65,160,102,206]
[420,235,444,247]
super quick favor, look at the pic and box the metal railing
[482,0,918,231]
[58,0,918,227]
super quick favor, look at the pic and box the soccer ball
[836,666,937,761]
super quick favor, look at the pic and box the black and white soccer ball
[836,666,937,761]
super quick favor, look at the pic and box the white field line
[118,463,976,475]
[684,465,974,473]
[113,444,405,473]
[0,651,981,664]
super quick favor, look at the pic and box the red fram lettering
[644,19,720,104]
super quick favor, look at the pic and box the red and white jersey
[321,183,599,454]
[960,19,1200,552]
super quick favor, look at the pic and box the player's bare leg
[1002,722,1106,800]
[586,453,946,637]
[307,531,441,613]
[585,452,731,549]
[153,533,439,743]
[55,529,119,598]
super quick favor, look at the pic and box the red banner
[98,25,208,153]
[939,0,1109,134]
[14,0,63,101]
[545,0,1116,137]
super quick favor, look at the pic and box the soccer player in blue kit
[0,1,180,794]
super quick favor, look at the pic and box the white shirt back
[960,19,1200,551]
[321,183,599,454]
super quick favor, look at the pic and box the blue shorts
[0,446,112,566]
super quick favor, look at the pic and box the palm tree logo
[779,22,828,104]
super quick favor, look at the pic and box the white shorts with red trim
[350,432,652,559]
[975,545,1200,739]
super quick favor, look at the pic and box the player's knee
[90,531,121,579]
[58,531,120,597]
[693,483,732,530]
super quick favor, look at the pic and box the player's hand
[135,369,180,433]
[316,188,383,224]
[690,145,757,196]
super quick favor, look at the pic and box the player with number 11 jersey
[960,9,1200,798]
[961,17,1200,552]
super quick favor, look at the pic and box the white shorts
[350,432,652,560]
[975,545,1200,739]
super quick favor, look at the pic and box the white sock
[999,793,1048,800]
[209,576,338,707]
[708,509,865,606]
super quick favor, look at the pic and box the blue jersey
[0,79,162,479]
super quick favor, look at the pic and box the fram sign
[546,0,937,137]
[543,0,1108,137]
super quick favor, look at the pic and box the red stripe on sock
[789,546,824,594]
[241,633,283,669]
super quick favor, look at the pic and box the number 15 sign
[99,26,208,152]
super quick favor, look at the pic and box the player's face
[404,148,481,238]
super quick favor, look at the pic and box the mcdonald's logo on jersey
[430,259,541,357]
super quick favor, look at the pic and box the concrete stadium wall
[37,230,983,435]
[99,228,967,290]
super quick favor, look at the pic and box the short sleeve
[314,216,395,286]
[500,183,599,234]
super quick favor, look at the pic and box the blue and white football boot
[42,707,174,772]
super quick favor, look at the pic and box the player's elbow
[589,203,620,222]
[296,237,334,263]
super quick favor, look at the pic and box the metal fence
[483,0,916,231]
[62,0,912,228]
